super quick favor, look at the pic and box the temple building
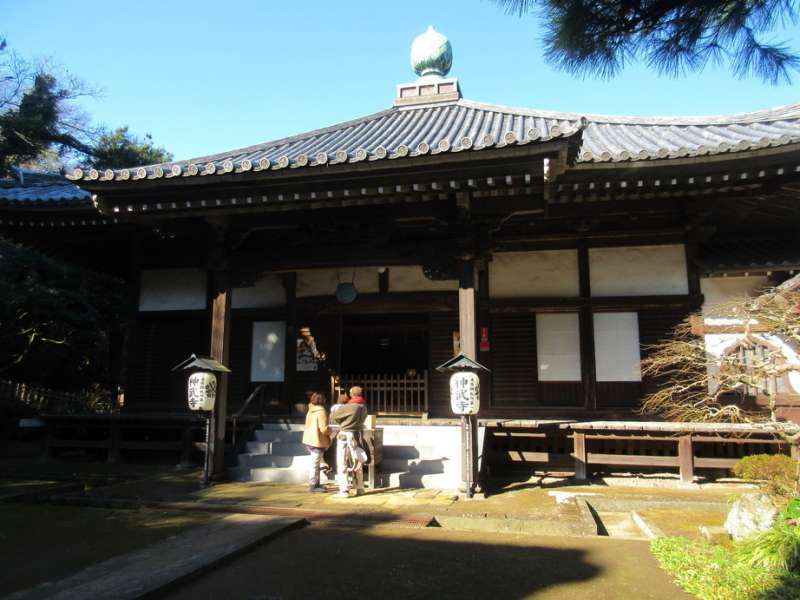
[3,27,800,487]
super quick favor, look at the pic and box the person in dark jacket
[329,402,367,497]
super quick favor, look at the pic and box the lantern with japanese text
[188,371,217,411]
[449,371,480,415]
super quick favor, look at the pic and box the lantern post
[435,353,490,498]
[173,354,232,485]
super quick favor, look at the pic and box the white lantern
[188,372,217,411]
[449,371,480,415]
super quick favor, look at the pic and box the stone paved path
[7,514,303,600]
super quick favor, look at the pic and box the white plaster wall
[232,274,286,309]
[589,244,688,296]
[388,266,457,292]
[139,269,207,311]
[295,265,456,297]
[700,276,769,312]
[490,250,579,298]
[296,267,380,298]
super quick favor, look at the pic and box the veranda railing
[0,379,112,415]
[339,371,428,414]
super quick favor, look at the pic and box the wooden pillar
[678,435,694,484]
[283,272,297,411]
[578,244,597,410]
[573,431,587,481]
[209,272,232,480]
[458,259,480,496]
[684,238,701,298]
[458,261,477,360]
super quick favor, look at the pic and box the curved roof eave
[65,98,800,184]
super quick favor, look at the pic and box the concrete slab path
[7,513,304,600]
[163,522,691,600]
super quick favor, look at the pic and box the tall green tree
[89,127,171,170]
[0,237,131,391]
[492,0,800,83]
[0,38,171,175]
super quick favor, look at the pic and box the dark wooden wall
[124,312,209,413]
[489,314,537,407]
[429,312,459,416]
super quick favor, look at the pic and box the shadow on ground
[157,520,687,600]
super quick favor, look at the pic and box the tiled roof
[698,237,800,273]
[0,171,92,206]
[66,99,800,184]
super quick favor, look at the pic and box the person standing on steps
[329,399,367,498]
[347,386,366,407]
[302,391,331,493]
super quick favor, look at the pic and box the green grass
[651,536,800,600]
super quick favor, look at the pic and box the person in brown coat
[302,392,331,493]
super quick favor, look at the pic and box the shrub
[739,523,800,572]
[733,454,799,498]
[782,498,800,521]
[652,536,800,599]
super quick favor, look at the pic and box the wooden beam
[490,294,702,312]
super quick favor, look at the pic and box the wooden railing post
[573,431,588,481]
[679,435,694,484]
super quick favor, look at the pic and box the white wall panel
[250,321,286,382]
[296,267,380,298]
[139,269,206,312]
[593,312,642,382]
[536,313,581,381]
[700,276,769,312]
[490,250,579,298]
[589,244,688,296]
[232,274,286,309]
[388,266,457,292]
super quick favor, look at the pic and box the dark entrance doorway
[341,314,429,374]
[340,314,430,413]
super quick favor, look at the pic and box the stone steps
[237,453,314,469]
[234,422,312,484]
[247,440,307,455]
[251,430,304,443]
[230,465,334,484]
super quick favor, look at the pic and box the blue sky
[4,0,799,161]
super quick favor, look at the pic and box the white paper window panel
[251,321,286,382]
[139,269,207,312]
[232,274,286,309]
[589,245,688,296]
[700,276,769,313]
[536,313,582,381]
[490,250,579,298]
[593,312,642,382]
